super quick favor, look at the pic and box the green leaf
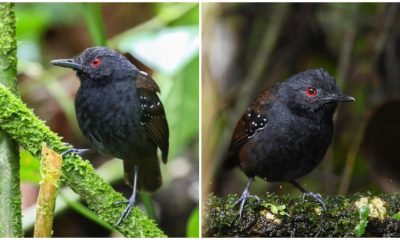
[262,202,289,216]
[392,213,400,221]
[161,56,199,158]
[354,205,370,237]
[186,206,199,237]
[81,3,106,46]
[153,2,199,26]
[20,149,40,183]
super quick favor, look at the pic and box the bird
[50,47,169,225]
[224,68,355,217]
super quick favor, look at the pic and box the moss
[0,84,166,237]
[0,3,23,237]
[355,196,387,220]
[0,3,17,94]
[203,193,400,237]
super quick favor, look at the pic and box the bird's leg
[115,165,138,226]
[234,177,259,218]
[290,180,326,210]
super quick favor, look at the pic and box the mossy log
[203,193,400,237]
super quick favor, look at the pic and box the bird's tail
[123,153,162,192]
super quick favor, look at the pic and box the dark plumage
[225,68,354,216]
[51,47,169,224]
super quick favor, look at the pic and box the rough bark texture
[203,193,400,237]
[0,3,23,237]
[0,84,166,237]
[34,144,63,237]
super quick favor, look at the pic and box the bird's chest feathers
[250,109,333,163]
[75,82,143,146]
[77,83,139,117]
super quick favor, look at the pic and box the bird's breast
[74,82,147,159]
[240,109,334,182]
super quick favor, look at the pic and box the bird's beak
[50,58,83,71]
[337,93,355,102]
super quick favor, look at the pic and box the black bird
[225,68,354,217]
[51,47,169,224]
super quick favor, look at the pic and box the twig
[34,143,63,237]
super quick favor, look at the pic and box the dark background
[202,3,400,203]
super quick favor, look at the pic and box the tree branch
[203,193,400,237]
[34,143,63,237]
[0,84,166,237]
[0,3,23,237]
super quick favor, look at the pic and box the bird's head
[50,47,137,85]
[281,68,355,116]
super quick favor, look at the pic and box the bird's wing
[135,71,169,163]
[225,87,276,168]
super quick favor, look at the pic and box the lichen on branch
[203,193,400,237]
[0,84,166,237]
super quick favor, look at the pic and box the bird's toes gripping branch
[114,195,136,226]
[61,147,90,157]
[303,192,327,210]
[234,188,260,218]
[114,165,139,226]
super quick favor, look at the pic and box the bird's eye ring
[305,87,317,97]
[90,57,101,68]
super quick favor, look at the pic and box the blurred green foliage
[186,206,199,237]
[19,150,40,183]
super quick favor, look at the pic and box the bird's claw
[61,148,89,157]
[112,200,129,206]
[114,197,136,226]
[303,192,326,210]
[234,189,260,218]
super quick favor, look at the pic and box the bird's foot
[114,196,136,226]
[113,200,129,206]
[303,192,326,210]
[234,189,260,218]
[61,148,89,157]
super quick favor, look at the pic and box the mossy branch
[0,3,23,237]
[203,193,400,237]
[0,84,166,237]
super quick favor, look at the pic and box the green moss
[203,193,400,237]
[0,3,23,237]
[0,84,166,237]
[0,3,17,94]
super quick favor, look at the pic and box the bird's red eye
[306,87,317,97]
[90,57,101,68]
